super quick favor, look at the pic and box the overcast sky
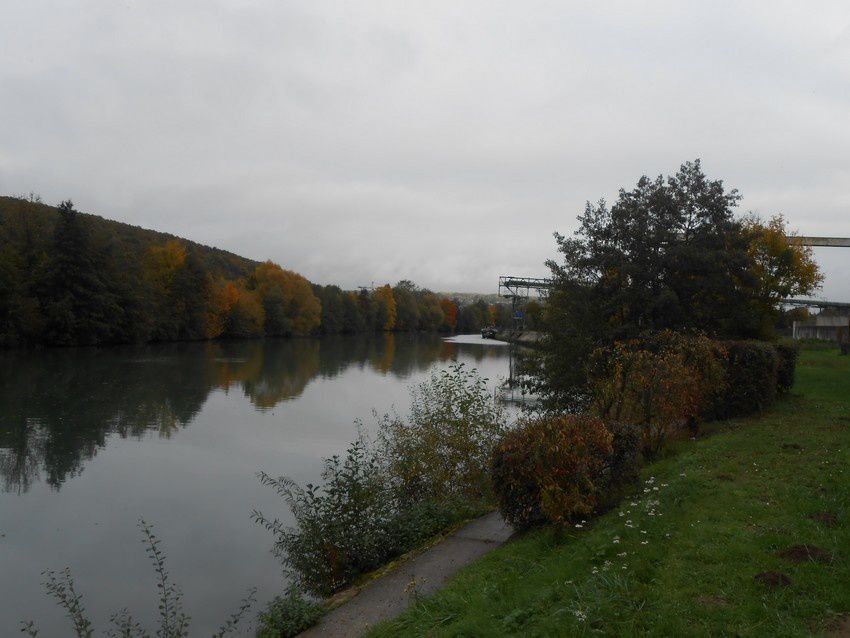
[1,1,848,297]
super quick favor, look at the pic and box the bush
[603,422,642,507]
[377,363,507,503]
[775,343,799,395]
[257,585,324,638]
[254,364,507,596]
[491,415,613,529]
[717,341,779,417]
[590,331,726,457]
[253,438,403,596]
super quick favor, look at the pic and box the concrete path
[299,512,513,638]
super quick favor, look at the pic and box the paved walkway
[299,512,513,637]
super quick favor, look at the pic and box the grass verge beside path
[369,348,850,637]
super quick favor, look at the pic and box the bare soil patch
[809,512,839,527]
[696,595,728,608]
[714,473,735,481]
[777,544,833,564]
[824,615,850,637]
[754,571,791,588]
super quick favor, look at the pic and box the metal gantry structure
[498,276,552,330]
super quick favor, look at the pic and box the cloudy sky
[1,1,849,297]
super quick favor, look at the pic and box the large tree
[535,160,821,410]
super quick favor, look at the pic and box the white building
[792,315,850,342]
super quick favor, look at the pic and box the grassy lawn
[369,347,850,637]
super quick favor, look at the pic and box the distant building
[792,315,850,342]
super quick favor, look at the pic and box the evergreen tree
[40,200,122,345]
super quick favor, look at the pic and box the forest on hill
[0,196,508,347]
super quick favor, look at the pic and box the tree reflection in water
[0,333,464,494]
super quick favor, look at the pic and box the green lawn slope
[370,347,850,637]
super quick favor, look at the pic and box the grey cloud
[1,1,849,298]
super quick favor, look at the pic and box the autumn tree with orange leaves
[440,298,458,331]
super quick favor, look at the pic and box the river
[0,333,510,636]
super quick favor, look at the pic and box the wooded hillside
[0,196,507,347]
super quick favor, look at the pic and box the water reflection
[0,334,506,493]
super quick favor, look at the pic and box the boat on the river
[481,326,497,339]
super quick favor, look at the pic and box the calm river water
[0,333,510,636]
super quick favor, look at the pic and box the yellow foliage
[203,279,240,339]
[745,214,824,301]
[231,285,265,337]
[203,279,265,338]
[373,284,397,331]
[249,261,321,336]
[143,240,187,291]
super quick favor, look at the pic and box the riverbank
[492,330,543,347]
[368,347,850,636]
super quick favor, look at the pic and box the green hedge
[604,422,642,507]
[715,341,780,418]
[493,336,798,532]
[775,343,799,396]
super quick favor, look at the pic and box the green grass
[369,348,850,637]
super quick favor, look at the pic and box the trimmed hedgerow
[717,341,779,418]
[775,343,799,396]
[491,415,613,529]
[492,333,795,535]
[602,422,642,509]
[589,331,727,457]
